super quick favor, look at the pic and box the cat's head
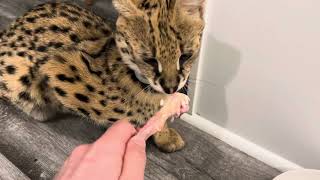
[113,0,205,94]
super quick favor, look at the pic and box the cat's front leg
[153,122,186,153]
[147,93,190,153]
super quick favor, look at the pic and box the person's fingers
[94,119,137,150]
[181,104,190,113]
[136,92,190,140]
[56,119,137,180]
[71,119,136,179]
[165,93,189,115]
[54,144,90,180]
[136,111,171,140]
[119,136,146,180]
[183,99,189,108]
[160,99,165,107]
[68,144,90,163]
[179,94,190,108]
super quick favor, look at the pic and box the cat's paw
[153,128,185,153]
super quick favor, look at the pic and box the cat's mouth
[133,71,187,94]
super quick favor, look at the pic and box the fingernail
[160,99,164,106]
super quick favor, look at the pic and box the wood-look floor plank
[0,100,281,180]
[0,153,30,180]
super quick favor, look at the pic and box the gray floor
[0,0,281,179]
[0,100,281,180]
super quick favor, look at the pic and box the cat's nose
[163,87,175,94]
[161,86,175,94]
[159,78,179,94]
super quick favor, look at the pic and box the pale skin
[55,93,189,180]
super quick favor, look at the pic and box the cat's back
[0,2,114,117]
[0,2,112,51]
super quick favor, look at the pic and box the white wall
[195,0,320,168]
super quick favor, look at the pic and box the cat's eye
[144,58,159,70]
[179,53,193,67]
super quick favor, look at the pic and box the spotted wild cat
[0,0,205,152]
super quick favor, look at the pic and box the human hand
[55,120,138,180]
[160,93,190,119]
[135,93,190,140]
[55,93,190,180]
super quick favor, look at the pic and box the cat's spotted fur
[0,0,205,152]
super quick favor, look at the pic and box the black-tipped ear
[113,0,141,17]
[179,0,206,18]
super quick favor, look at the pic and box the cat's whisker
[187,78,218,88]
[136,85,151,98]
[120,85,151,106]
[182,86,188,93]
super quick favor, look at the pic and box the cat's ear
[179,0,206,19]
[113,0,142,17]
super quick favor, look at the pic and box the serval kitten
[0,0,205,152]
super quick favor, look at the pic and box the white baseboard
[181,113,303,172]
